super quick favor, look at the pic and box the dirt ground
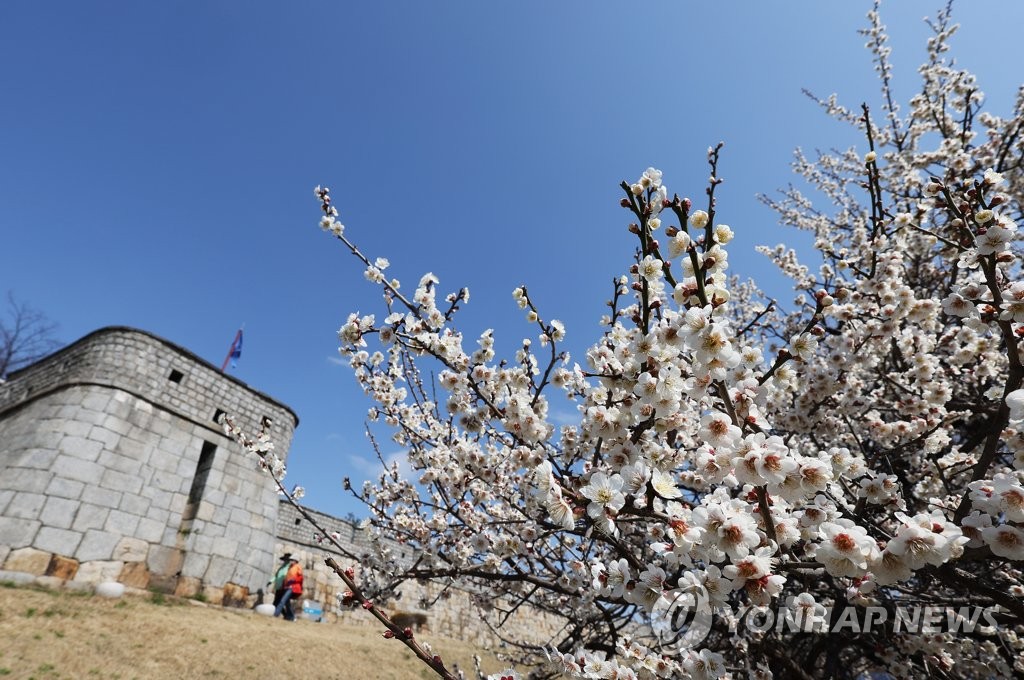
[0,583,508,680]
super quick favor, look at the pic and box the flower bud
[665,226,679,237]
[619,198,631,208]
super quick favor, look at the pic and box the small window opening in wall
[294,518,301,526]
[168,369,184,384]
[213,408,226,424]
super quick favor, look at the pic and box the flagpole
[221,328,242,372]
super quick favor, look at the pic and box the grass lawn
[0,583,508,679]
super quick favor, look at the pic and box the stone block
[0,570,35,586]
[81,485,122,508]
[0,545,9,567]
[222,582,249,608]
[181,552,210,579]
[45,477,85,501]
[87,425,121,449]
[211,506,232,526]
[7,491,46,519]
[3,547,52,575]
[0,517,40,548]
[204,556,236,585]
[118,492,150,516]
[60,435,104,462]
[200,584,224,606]
[118,561,151,589]
[229,507,253,526]
[113,537,149,562]
[82,390,112,413]
[63,579,93,593]
[211,537,239,560]
[0,468,51,494]
[148,447,179,473]
[196,500,215,522]
[146,545,184,577]
[146,488,171,509]
[115,436,149,462]
[56,456,105,485]
[60,420,93,438]
[102,414,132,436]
[72,504,109,532]
[19,448,60,470]
[151,471,183,493]
[34,527,83,555]
[135,517,165,543]
[174,576,202,598]
[190,534,214,555]
[169,493,187,515]
[40,496,80,529]
[35,575,65,590]
[149,415,171,437]
[97,450,142,476]
[0,489,13,515]
[76,529,120,561]
[203,488,226,507]
[230,527,252,550]
[100,469,143,495]
[74,560,124,583]
[46,554,80,580]
[104,510,140,536]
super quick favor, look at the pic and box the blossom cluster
[237,6,1024,680]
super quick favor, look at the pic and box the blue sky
[2,1,1022,519]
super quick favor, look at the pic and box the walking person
[273,555,303,621]
[271,553,292,607]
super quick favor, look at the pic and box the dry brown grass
[0,583,506,680]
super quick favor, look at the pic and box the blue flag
[230,330,243,367]
[222,328,243,372]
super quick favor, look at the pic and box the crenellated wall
[0,327,297,604]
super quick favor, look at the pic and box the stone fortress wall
[0,327,297,605]
[0,326,561,648]
[275,501,566,648]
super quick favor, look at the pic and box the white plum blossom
[276,14,1024,678]
[579,472,626,518]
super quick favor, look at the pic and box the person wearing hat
[273,555,304,621]
[270,553,292,609]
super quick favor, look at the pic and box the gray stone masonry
[274,501,562,647]
[0,327,298,600]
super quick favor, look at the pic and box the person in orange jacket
[273,556,303,621]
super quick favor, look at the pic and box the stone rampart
[274,501,565,648]
[0,327,297,605]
